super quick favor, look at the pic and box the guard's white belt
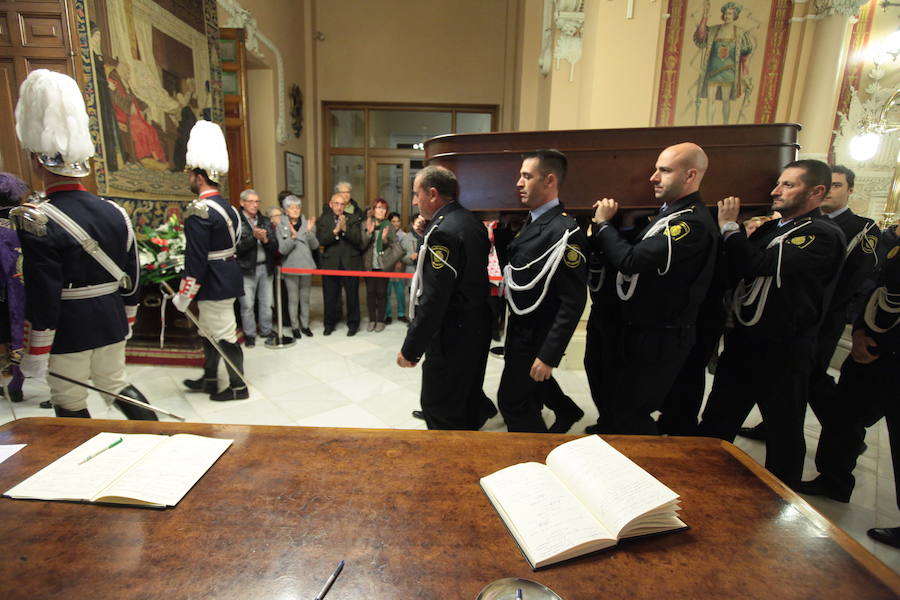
[60,281,121,300]
[208,248,235,260]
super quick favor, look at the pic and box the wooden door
[0,0,80,189]
[219,27,251,207]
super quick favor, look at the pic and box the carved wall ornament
[218,0,289,144]
[554,0,585,81]
[813,0,867,18]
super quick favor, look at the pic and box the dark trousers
[323,274,360,329]
[498,345,581,433]
[699,331,815,487]
[605,325,695,435]
[584,307,619,433]
[420,308,492,430]
[365,275,388,323]
[813,350,899,505]
[487,294,506,342]
[807,312,846,424]
[658,309,727,436]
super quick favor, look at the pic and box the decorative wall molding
[218,0,288,144]
[554,0,585,81]
[813,0,867,17]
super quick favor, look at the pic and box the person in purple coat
[0,173,28,403]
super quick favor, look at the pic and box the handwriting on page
[484,462,613,563]
[547,436,678,537]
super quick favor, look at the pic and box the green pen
[78,437,123,465]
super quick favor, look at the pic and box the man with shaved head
[586,142,718,434]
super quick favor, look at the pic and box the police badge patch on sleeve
[788,234,815,249]
[664,221,690,241]
[430,245,450,269]
[564,244,582,268]
[862,234,879,254]
[888,245,900,260]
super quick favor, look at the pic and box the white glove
[20,353,49,379]
[172,293,191,313]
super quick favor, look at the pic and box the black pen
[313,559,344,600]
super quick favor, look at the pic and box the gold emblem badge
[862,234,878,254]
[430,245,450,269]
[788,234,815,248]
[564,244,582,268]
[664,221,690,241]
[888,245,900,260]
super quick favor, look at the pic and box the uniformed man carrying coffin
[174,120,248,401]
[12,69,154,419]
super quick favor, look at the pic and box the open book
[4,432,232,508]
[480,435,686,569]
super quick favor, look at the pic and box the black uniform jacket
[236,211,277,275]
[505,203,587,367]
[592,191,718,327]
[401,202,490,362]
[826,208,880,319]
[18,184,139,353]
[183,193,243,301]
[857,227,900,354]
[315,210,363,270]
[725,207,846,341]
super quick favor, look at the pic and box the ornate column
[795,0,865,159]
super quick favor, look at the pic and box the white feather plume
[185,120,229,176]
[15,69,94,163]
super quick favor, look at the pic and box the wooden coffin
[424,124,800,213]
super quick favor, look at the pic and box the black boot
[210,341,249,401]
[114,385,158,421]
[54,405,91,418]
[184,338,219,393]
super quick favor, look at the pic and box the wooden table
[0,418,897,599]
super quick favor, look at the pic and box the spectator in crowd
[277,194,318,338]
[360,199,400,332]
[385,211,416,325]
[316,192,363,336]
[236,189,277,347]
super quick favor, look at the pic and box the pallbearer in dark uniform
[498,150,587,433]
[795,224,900,549]
[11,69,154,419]
[397,166,494,430]
[174,120,247,401]
[739,164,880,440]
[699,160,846,488]
[588,143,717,435]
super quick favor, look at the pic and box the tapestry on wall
[75,0,224,227]
[655,0,792,126]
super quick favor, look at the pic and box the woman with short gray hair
[277,195,318,337]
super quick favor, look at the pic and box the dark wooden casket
[425,123,800,213]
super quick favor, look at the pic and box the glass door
[368,157,409,224]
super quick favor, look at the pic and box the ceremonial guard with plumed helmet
[11,69,155,419]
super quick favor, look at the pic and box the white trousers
[49,341,128,411]
[198,298,238,343]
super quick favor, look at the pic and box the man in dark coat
[316,192,364,336]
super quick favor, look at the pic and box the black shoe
[302,328,313,337]
[245,336,256,347]
[794,477,851,502]
[39,400,51,409]
[6,388,24,403]
[54,405,91,418]
[585,423,611,435]
[292,328,302,338]
[398,316,409,323]
[490,346,504,358]
[210,386,249,401]
[737,422,766,441]
[385,317,392,325]
[184,377,217,394]
[263,332,276,341]
[412,410,425,421]
[549,407,584,434]
[868,527,900,549]
[478,400,499,429]
[347,327,358,337]
[323,327,334,336]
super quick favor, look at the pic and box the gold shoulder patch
[184,199,210,220]
[564,244,582,268]
[862,234,878,254]
[788,234,815,249]
[664,221,691,241]
[888,245,900,260]
[430,245,450,269]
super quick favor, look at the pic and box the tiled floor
[2,289,898,575]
